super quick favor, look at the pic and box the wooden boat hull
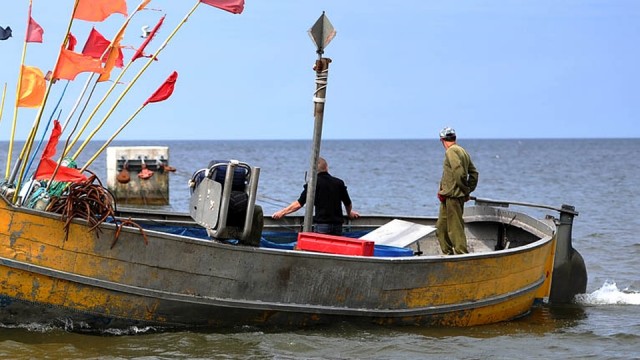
[0,196,558,330]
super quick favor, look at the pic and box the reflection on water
[401,304,587,339]
[1,301,637,359]
[0,304,587,339]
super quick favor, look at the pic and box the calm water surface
[1,139,639,359]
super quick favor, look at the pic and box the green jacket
[439,144,479,198]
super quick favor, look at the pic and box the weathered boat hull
[0,195,563,330]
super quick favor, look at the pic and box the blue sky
[0,0,639,141]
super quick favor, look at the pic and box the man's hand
[437,193,446,203]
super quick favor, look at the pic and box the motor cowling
[189,160,262,246]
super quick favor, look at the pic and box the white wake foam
[575,280,640,305]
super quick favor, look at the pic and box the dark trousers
[436,197,468,254]
[314,223,343,236]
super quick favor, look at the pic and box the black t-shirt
[297,172,352,225]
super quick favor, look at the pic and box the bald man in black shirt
[272,157,359,235]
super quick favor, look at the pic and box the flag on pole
[74,0,128,22]
[144,71,178,105]
[66,33,77,51]
[17,66,46,108]
[82,27,124,68]
[0,26,11,40]
[131,15,165,62]
[82,28,110,57]
[26,16,44,43]
[53,48,105,81]
[35,120,87,183]
[200,0,245,14]
[98,28,125,82]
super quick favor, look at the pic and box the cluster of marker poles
[8,0,80,201]
[3,0,207,201]
[2,4,335,230]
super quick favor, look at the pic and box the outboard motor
[188,160,263,246]
[473,197,588,303]
[549,204,587,303]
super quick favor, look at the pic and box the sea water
[0,139,638,359]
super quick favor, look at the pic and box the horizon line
[1,137,638,142]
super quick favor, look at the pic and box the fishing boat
[0,4,586,332]
[0,159,587,331]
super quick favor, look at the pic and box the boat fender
[138,162,154,180]
[117,161,131,184]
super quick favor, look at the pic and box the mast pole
[303,12,336,232]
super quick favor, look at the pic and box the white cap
[439,127,456,140]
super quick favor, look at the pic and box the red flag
[41,121,60,160]
[82,28,110,57]
[144,71,178,105]
[132,15,165,62]
[53,48,105,81]
[26,16,44,43]
[200,0,245,14]
[34,120,87,183]
[74,0,128,22]
[82,28,124,68]
[67,33,77,51]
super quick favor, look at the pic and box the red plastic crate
[296,232,374,256]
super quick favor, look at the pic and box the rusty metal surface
[0,194,557,330]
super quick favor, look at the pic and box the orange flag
[18,65,46,108]
[98,28,125,82]
[53,48,105,81]
[74,0,128,22]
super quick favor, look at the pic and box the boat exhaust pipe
[549,204,587,303]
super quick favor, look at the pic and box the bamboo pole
[48,0,151,184]
[11,0,80,201]
[63,58,135,157]
[71,0,202,161]
[22,83,68,181]
[61,75,93,132]
[0,83,6,128]
[4,1,33,179]
[62,0,151,155]
[80,104,146,172]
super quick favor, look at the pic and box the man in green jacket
[436,127,479,255]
